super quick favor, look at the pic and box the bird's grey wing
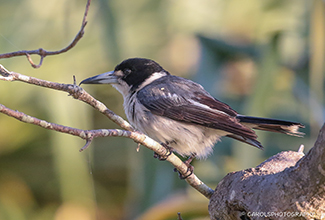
[137,76,258,140]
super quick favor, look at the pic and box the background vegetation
[0,0,322,219]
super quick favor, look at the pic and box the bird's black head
[114,58,168,90]
[80,58,170,95]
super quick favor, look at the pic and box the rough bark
[209,124,325,220]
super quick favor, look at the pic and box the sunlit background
[0,0,323,219]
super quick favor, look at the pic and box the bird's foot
[174,154,196,179]
[153,143,173,161]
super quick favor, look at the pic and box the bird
[80,58,304,162]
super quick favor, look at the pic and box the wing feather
[137,76,257,140]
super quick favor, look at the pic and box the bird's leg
[174,154,196,179]
[153,142,173,161]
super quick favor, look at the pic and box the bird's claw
[174,154,196,179]
[174,164,194,179]
[153,143,173,161]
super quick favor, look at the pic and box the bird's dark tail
[237,115,305,137]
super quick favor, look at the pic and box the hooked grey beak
[79,71,118,85]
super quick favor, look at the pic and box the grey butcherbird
[80,58,304,175]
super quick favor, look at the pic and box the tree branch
[0,0,91,68]
[209,125,325,219]
[0,65,214,199]
[0,64,133,131]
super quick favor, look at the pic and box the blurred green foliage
[0,0,322,219]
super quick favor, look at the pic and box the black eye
[124,68,132,76]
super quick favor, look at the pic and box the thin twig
[298,144,305,153]
[0,65,215,199]
[0,0,92,68]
